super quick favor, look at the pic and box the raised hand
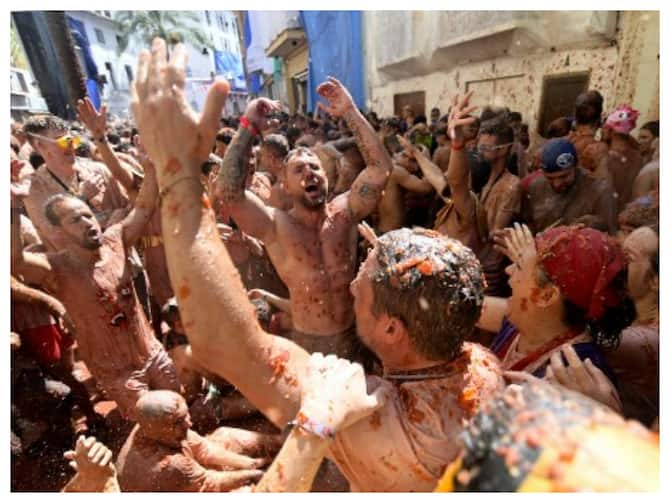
[64,435,117,481]
[396,135,417,159]
[447,91,478,145]
[296,352,390,436]
[316,77,355,118]
[77,97,107,139]
[546,345,623,412]
[498,223,535,265]
[244,98,282,133]
[131,38,229,183]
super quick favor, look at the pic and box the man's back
[329,343,504,491]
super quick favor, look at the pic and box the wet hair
[480,106,507,123]
[546,117,572,138]
[370,228,485,361]
[113,142,131,154]
[414,114,427,125]
[23,115,68,137]
[286,127,302,148]
[29,151,45,169]
[44,193,78,226]
[262,134,289,159]
[161,298,181,325]
[508,111,523,123]
[640,121,659,138]
[574,90,604,126]
[535,266,634,350]
[479,115,515,145]
[384,117,402,133]
[136,390,184,422]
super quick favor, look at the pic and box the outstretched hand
[77,97,107,139]
[316,77,355,118]
[396,135,417,159]
[447,91,478,145]
[244,98,282,133]
[131,38,229,182]
[297,353,390,435]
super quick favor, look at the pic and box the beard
[300,187,327,209]
[81,229,103,249]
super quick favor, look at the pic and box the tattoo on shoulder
[358,183,381,200]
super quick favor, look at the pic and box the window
[105,62,118,90]
[537,72,590,135]
[104,11,111,17]
[125,65,133,84]
[205,11,211,26]
[95,28,105,44]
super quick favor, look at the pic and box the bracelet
[451,141,465,151]
[239,116,258,137]
[289,412,335,440]
[158,176,201,203]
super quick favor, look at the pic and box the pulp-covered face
[32,128,77,165]
[623,227,658,300]
[504,244,542,327]
[543,166,576,193]
[52,198,103,250]
[167,400,192,442]
[350,249,382,355]
[284,150,328,208]
[637,129,655,154]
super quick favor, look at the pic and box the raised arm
[11,190,57,290]
[444,92,478,220]
[77,98,138,196]
[120,159,158,249]
[392,164,434,194]
[211,99,280,242]
[317,77,392,220]
[132,39,310,428]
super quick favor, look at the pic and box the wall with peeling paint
[362,11,658,138]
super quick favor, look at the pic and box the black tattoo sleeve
[217,127,255,203]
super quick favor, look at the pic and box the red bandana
[536,226,626,320]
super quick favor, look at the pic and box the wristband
[239,116,259,137]
[451,141,465,151]
[289,411,335,440]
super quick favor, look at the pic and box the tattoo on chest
[358,183,381,199]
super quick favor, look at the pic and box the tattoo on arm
[218,128,255,203]
[358,183,381,200]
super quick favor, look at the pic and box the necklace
[509,328,582,371]
[46,167,80,196]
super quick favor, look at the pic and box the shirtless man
[375,145,433,233]
[212,76,393,360]
[431,126,451,172]
[21,114,130,251]
[116,391,274,492]
[567,90,609,174]
[131,39,504,491]
[11,159,180,421]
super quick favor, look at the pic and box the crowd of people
[10,37,659,492]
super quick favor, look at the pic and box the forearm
[160,163,304,427]
[11,208,25,270]
[254,429,330,492]
[215,127,255,204]
[415,155,447,196]
[61,473,120,493]
[343,107,392,177]
[94,139,137,195]
[11,276,66,319]
[445,147,469,192]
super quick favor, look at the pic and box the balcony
[265,28,306,59]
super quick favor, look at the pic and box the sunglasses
[476,142,513,153]
[28,131,82,151]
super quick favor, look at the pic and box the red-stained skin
[520,297,528,312]
[201,193,212,210]
[167,201,181,218]
[166,158,182,175]
[179,284,191,300]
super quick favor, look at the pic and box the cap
[605,105,639,135]
[541,138,578,172]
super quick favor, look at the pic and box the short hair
[106,133,120,145]
[640,121,659,138]
[574,90,604,126]
[44,193,78,226]
[508,111,523,123]
[29,151,45,169]
[136,390,184,422]
[479,115,515,145]
[370,228,485,361]
[23,115,67,136]
[262,134,289,159]
[414,114,427,125]
[216,127,234,144]
[75,140,92,158]
[545,117,572,138]
[284,146,316,164]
